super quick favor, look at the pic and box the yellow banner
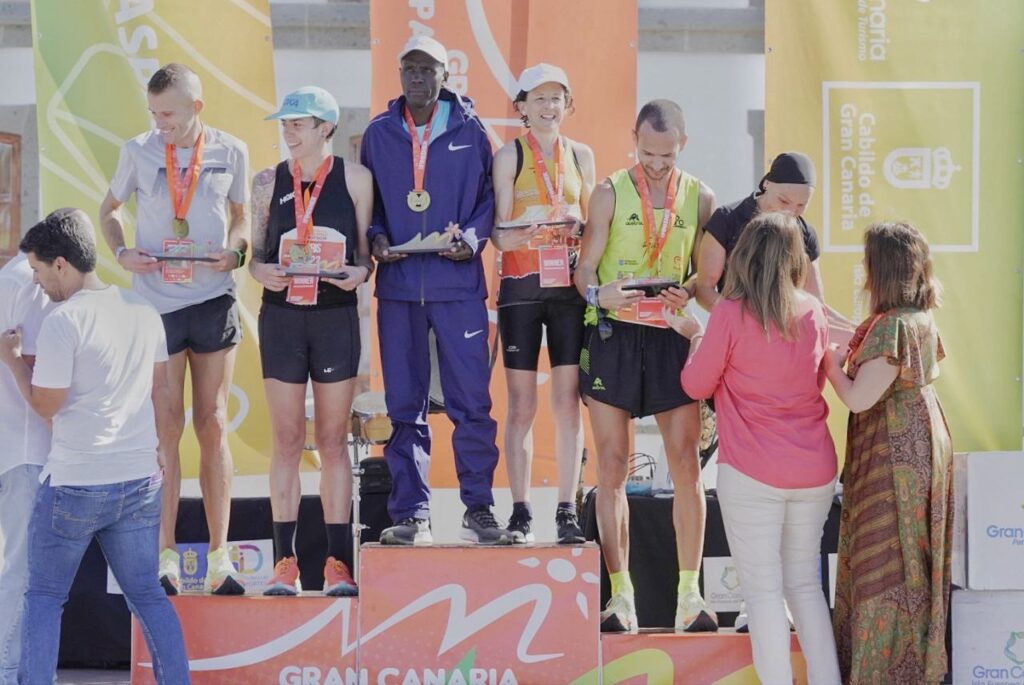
[766,0,1024,450]
[30,0,280,475]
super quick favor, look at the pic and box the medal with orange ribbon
[525,131,565,216]
[403,104,437,212]
[291,155,334,245]
[165,128,205,238]
[634,164,680,270]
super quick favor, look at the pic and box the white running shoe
[675,591,719,632]
[600,592,638,633]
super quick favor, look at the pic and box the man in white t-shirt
[99,63,249,595]
[0,252,52,685]
[0,209,190,683]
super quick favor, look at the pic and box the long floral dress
[832,308,954,684]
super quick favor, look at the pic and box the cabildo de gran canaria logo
[970,631,1024,684]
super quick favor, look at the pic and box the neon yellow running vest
[585,167,700,325]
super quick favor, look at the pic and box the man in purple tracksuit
[360,35,512,546]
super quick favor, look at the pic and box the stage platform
[132,543,807,684]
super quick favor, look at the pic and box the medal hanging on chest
[165,129,204,238]
[404,105,437,212]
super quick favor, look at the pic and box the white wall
[272,49,371,109]
[638,51,765,204]
[0,48,36,105]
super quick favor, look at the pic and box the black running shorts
[161,293,241,355]
[498,301,586,371]
[258,303,360,384]
[578,320,695,418]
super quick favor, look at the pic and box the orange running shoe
[323,557,358,597]
[263,556,301,596]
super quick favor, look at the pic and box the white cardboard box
[952,590,1024,685]
[966,452,1024,590]
[952,452,968,588]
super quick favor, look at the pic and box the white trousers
[717,464,841,685]
[0,464,42,685]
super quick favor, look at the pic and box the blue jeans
[21,475,190,685]
[0,464,41,685]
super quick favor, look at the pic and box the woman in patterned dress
[825,221,953,684]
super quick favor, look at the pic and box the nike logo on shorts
[464,329,484,339]
[448,142,472,152]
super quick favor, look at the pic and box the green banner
[30,0,280,475]
[766,0,1024,451]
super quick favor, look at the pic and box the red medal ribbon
[403,104,438,192]
[165,127,205,221]
[634,164,680,270]
[525,132,564,211]
[291,155,334,244]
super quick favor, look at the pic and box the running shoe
[675,591,719,632]
[506,509,534,544]
[323,557,358,597]
[204,547,245,595]
[600,593,638,633]
[461,506,515,545]
[263,556,301,596]
[380,518,433,545]
[158,548,180,596]
[555,508,585,544]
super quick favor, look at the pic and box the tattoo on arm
[250,169,275,264]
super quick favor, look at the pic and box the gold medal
[172,218,190,238]
[407,190,431,212]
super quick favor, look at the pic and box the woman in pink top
[670,212,841,685]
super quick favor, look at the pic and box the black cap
[758,152,816,192]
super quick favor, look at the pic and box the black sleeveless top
[262,156,358,309]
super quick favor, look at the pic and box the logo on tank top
[279,191,295,205]
[625,212,642,226]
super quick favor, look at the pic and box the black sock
[326,523,352,566]
[512,501,532,518]
[272,520,297,562]
[557,502,575,515]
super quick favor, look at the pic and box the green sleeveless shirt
[585,167,700,324]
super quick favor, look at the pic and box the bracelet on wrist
[115,245,127,261]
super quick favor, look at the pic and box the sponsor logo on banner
[702,556,743,613]
[986,522,1024,547]
[822,82,979,253]
[968,631,1024,684]
[108,539,273,595]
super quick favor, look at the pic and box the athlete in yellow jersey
[575,100,717,633]
[492,64,596,545]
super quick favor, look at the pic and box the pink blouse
[681,297,837,489]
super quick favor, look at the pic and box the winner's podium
[132,542,808,684]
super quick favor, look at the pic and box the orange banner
[368,0,638,489]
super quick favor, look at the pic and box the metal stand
[348,435,367,585]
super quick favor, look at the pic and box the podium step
[132,543,807,684]
[130,594,356,684]
[599,630,807,685]
[358,543,601,684]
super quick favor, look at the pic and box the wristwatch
[231,248,247,269]
[115,245,127,261]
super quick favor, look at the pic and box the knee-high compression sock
[326,523,353,567]
[272,520,297,562]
